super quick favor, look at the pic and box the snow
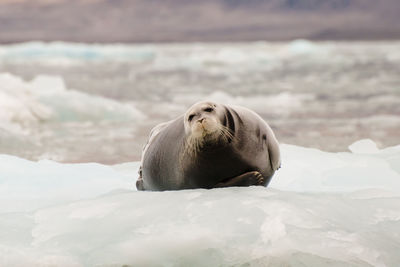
[1,140,400,266]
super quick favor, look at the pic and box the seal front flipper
[136,178,144,191]
[136,166,145,191]
[214,171,264,188]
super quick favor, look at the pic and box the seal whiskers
[219,124,234,143]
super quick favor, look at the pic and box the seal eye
[188,114,195,121]
[204,107,213,112]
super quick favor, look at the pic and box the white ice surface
[1,140,400,266]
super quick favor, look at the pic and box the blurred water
[0,40,399,163]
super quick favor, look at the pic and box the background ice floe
[1,41,400,162]
[1,140,399,266]
[0,42,156,64]
[0,73,145,163]
[0,73,144,131]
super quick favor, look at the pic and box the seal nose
[198,118,205,123]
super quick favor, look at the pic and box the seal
[136,101,280,191]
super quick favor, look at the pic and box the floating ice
[0,41,155,63]
[0,73,144,133]
[349,139,380,154]
[286,39,324,55]
[0,41,330,72]
[1,140,400,266]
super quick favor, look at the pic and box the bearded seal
[136,101,280,191]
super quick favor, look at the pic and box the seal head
[183,102,233,155]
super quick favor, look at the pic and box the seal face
[136,101,281,191]
[183,102,232,157]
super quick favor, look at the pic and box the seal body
[137,101,280,191]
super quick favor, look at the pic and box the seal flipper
[136,166,145,191]
[136,178,145,191]
[214,171,264,188]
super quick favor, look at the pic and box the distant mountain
[0,0,399,43]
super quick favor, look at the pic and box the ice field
[1,140,400,266]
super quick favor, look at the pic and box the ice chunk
[0,73,145,133]
[0,74,52,129]
[349,139,380,154]
[30,74,66,93]
[287,39,324,55]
